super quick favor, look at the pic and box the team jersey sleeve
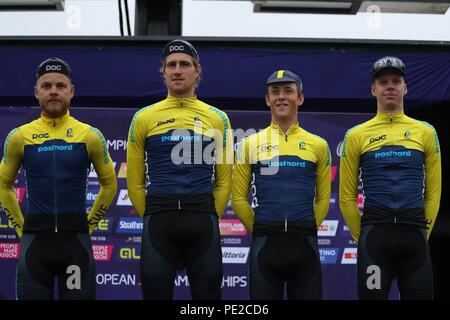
[0,128,25,237]
[231,137,255,232]
[314,138,331,228]
[126,110,147,217]
[339,129,362,241]
[212,111,233,218]
[86,127,118,234]
[422,124,441,239]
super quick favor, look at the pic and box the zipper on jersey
[52,131,58,232]
[390,116,397,224]
[177,161,182,212]
[284,136,289,232]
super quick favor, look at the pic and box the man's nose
[174,63,182,73]
[49,85,58,94]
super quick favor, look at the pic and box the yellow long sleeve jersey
[0,111,117,236]
[126,95,233,218]
[232,123,331,236]
[339,111,441,241]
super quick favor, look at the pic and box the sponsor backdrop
[0,107,398,299]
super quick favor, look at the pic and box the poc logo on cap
[45,65,62,71]
[169,45,184,52]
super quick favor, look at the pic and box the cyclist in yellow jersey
[339,56,441,299]
[127,40,232,300]
[232,70,331,299]
[0,58,117,299]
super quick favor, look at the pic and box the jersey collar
[375,110,405,122]
[40,110,70,128]
[166,94,197,107]
[270,122,301,136]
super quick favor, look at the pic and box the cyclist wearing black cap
[127,40,232,299]
[339,56,441,299]
[232,69,331,299]
[0,57,117,299]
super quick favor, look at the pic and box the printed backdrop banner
[0,107,398,300]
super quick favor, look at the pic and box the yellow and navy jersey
[232,123,331,236]
[339,110,441,240]
[126,95,232,217]
[0,111,117,235]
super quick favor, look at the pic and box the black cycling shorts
[140,211,223,300]
[17,232,95,300]
[249,232,322,300]
[357,224,433,300]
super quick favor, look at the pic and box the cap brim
[267,79,298,85]
[372,67,405,80]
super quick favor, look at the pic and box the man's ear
[371,83,377,97]
[298,93,304,107]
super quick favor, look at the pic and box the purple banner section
[0,106,399,300]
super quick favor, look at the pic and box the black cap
[371,56,406,81]
[36,57,72,81]
[162,39,200,61]
[267,69,303,92]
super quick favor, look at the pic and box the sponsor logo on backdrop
[318,238,331,245]
[86,188,99,205]
[341,248,358,264]
[330,193,337,209]
[357,193,365,209]
[222,247,250,264]
[14,187,26,204]
[175,275,190,287]
[116,217,143,234]
[92,244,114,262]
[96,273,136,286]
[118,162,127,178]
[219,219,247,236]
[88,162,117,178]
[336,141,343,157]
[107,139,127,151]
[318,220,339,237]
[126,236,142,243]
[116,189,133,206]
[0,216,17,230]
[319,248,339,264]
[0,243,20,259]
[331,166,337,182]
[222,276,248,288]
[221,238,242,245]
[94,218,113,233]
[118,246,140,261]
[224,208,236,216]
[173,275,248,288]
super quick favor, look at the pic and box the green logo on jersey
[404,130,410,140]
[66,128,73,137]
[299,141,306,150]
